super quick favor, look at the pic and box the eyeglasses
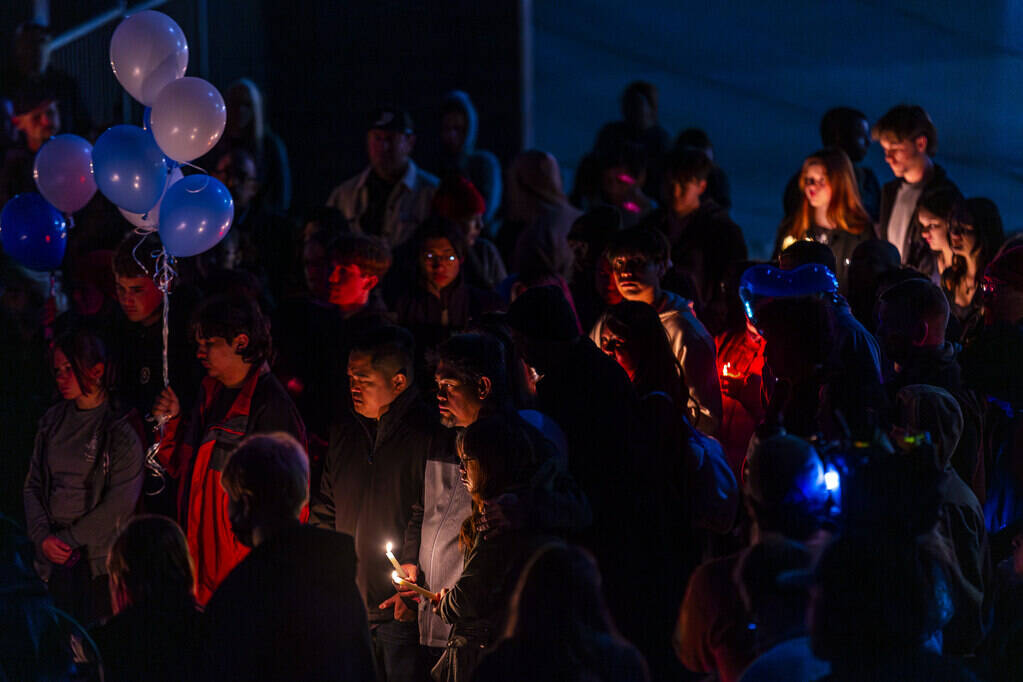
[423,252,458,264]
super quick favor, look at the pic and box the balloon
[92,124,169,213]
[119,166,184,228]
[738,263,838,322]
[0,193,67,271]
[159,174,233,257]
[33,134,97,213]
[109,10,188,106]
[142,107,152,131]
[149,77,226,163]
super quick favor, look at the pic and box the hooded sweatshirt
[441,91,502,226]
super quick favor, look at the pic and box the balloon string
[180,162,211,193]
[143,248,176,495]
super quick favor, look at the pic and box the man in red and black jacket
[153,294,306,604]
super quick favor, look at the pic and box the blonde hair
[782,148,872,244]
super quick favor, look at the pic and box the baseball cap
[368,108,414,135]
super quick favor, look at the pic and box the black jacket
[91,600,202,682]
[202,524,374,681]
[309,385,452,621]
[878,164,959,276]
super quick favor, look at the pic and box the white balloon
[149,77,226,163]
[110,10,188,106]
[118,166,184,228]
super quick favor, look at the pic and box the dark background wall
[3,1,1021,254]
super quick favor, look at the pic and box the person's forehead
[434,362,462,381]
[879,132,908,147]
[423,238,455,253]
[115,275,156,288]
[347,351,377,371]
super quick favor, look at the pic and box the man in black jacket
[310,325,451,682]
[204,433,374,681]
[873,105,959,277]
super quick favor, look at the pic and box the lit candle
[385,542,408,579]
[392,570,439,602]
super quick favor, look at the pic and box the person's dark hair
[469,315,535,410]
[662,146,713,186]
[943,196,1005,298]
[622,81,658,115]
[742,433,830,540]
[502,543,633,666]
[878,278,950,334]
[434,333,512,415]
[604,227,671,267]
[457,414,539,553]
[222,432,309,520]
[52,329,114,397]
[414,215,468,262]
[736,536,813,636]
[674,127,712,154]
[113,232,162,279]
[597,139,647,179]
[871,104,938,156]
[917,185,965,228]
[328,232,392,279]
[603,301,686,406]
[304,205,349,237]
[779,240,837,275]
[819,107,868,146]
[756,296,832,381]
[108,515,195,608]
[349,325,415,384]
[190,294,273,366]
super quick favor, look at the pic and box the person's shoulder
[412,162,439,189]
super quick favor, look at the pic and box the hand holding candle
[385,541,408,580]
[392,570,440,602]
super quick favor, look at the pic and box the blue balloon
[92,124,169,213]
[738,263,838,322]
[159,174,234,257]
[0,193,67,271]
[142,107,152,131]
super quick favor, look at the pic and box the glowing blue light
[824,470,839,492]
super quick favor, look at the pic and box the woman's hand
[41,535,73,564]
[152,386,180,421]
[432,587,450,613]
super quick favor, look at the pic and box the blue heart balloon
[0,193,68,271]
[159,174,234,257]
[739,263,838,321]
[92,124,169,213]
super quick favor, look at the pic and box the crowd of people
[3,27,1023,680]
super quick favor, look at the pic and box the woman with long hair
[472,543,650,682]
[23,329,144,625]
[432,414,551,682]
[775,148,873,291]
[946,197,1006,334]
[916,186,964,285]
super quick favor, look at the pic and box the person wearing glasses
[588,227,721,435]
[393,218,503,359]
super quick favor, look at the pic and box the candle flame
[391,570,400,583]
[386,541,393,552]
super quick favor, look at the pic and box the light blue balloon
[158,174,234,257]
[0,193,67,271]
[92,124,168,213]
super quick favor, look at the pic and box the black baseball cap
[368,108,414,134]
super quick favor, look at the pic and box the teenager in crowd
[590,227,722,434]
[430,174,507,291]
[24,330,144,625]
[775,147,873,292]
[151,294,306,604]
[873,104,959,275]
[946,197,1005,336]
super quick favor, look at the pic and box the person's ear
[914,135,928,154]
[364,275,379,292]
[696,178,708,197]
[88,362,105,384]
[656,261,668,279]
[912,320,930,347]
[477,376,492,401]
[392,371,409,393]
[233,333,250,353]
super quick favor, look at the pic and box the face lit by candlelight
[917,207,951,253]
[879,133,928,180]
[802,163,831,210]
[599,330,637,380]
[347,350,407,419]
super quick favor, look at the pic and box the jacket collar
[201,362,270,421]
[355,160,420,194]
